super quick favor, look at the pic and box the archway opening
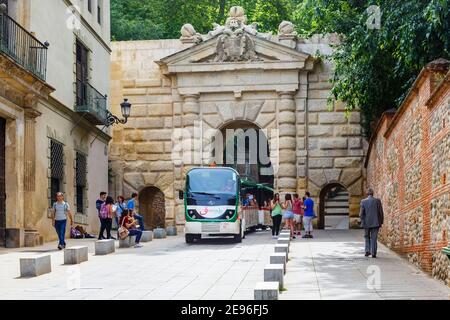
[139,186,166,230]
[215,120,274,184]
[319,183,349,230]
[212,120,274,207]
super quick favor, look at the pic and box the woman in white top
[51,192,73,250]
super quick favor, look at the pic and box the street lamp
[105,98,132,127]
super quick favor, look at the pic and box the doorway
[319,183,349,230]
[139,186,166,230]
[0,117,5,246]
[217,120,274,187]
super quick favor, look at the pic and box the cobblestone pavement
[0,229,449,300]
[280,230,450,300]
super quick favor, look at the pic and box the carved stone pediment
[157,34,314,74]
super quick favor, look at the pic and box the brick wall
[366,59,450,286]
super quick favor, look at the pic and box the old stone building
[0,0,111,247]
[109,7,366,231]
[366,59,450,285]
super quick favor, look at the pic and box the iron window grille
[75,152,87,214]
[50,140,64,205]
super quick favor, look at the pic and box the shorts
[293,214,303,224]
[283,211,294,219]
[303,216,313,232]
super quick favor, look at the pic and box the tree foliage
[111,0,300,41]
[111,0,450,137]
[294,0,450,137]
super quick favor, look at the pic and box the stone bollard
[277,237,290,246]
[264,264,284,289]
[95,239,115,255]
[119,236,137,248]
[64,246,88,264]
[254,282,279,300]
[20,255,51,277]
[141,230,153,242]
[274,244,289,259]
[153,228,167,239]
[279,230,290,237]
[166,226,177,236]
[270,253,287,273]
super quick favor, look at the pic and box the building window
[75,39,89,106]
[87,0,92,13]
[50,140,64,205]
[75,152,87,214]
[97,0,102,25]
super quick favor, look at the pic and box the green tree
[111,0,300,40]
[294,0,450,137]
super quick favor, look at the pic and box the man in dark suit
[360,188,384,258]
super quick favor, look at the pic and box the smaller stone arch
[318,182,350,230]
[138,186,166,230]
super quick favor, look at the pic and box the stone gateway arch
[109,7,366,231]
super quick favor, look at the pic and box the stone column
[176,94,201,227]
[277,91,297,193]
[181,94,201,171]
[23,105,41,231]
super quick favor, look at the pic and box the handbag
[118,216,129,240]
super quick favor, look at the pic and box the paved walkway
[281,230,450,300]
[0,231,276,300]
[0,229,448,300]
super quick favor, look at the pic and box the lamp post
[105,98,131,127]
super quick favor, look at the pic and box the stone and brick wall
[366,59,450,286]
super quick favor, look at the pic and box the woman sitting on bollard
[119,209,143,248]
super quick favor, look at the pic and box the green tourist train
[179,167,274,243]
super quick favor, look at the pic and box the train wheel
[185,234,195,244]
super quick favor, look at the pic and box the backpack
[99,203,109,219]
[53,201,68,211]
[70,227,83,239]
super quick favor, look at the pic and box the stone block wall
[109,40,186,228]
[109,33,366,230]
[366,61,450,286]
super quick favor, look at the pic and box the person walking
[96,192,107,239]
[120,209,143,248]
[99,196,115,240]
[51,192,73,250]
[270,194,283,238]
[302,192,315,238]
[360,188,384,258]
[292,194,303,237]
[282,194,295,239]
[127,192,144,231]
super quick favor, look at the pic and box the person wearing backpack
[96,192,107,239]
[51,192,73,250]
[99,196,115,240]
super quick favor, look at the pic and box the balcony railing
[0,11,48,81]
[75,82,108,125]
